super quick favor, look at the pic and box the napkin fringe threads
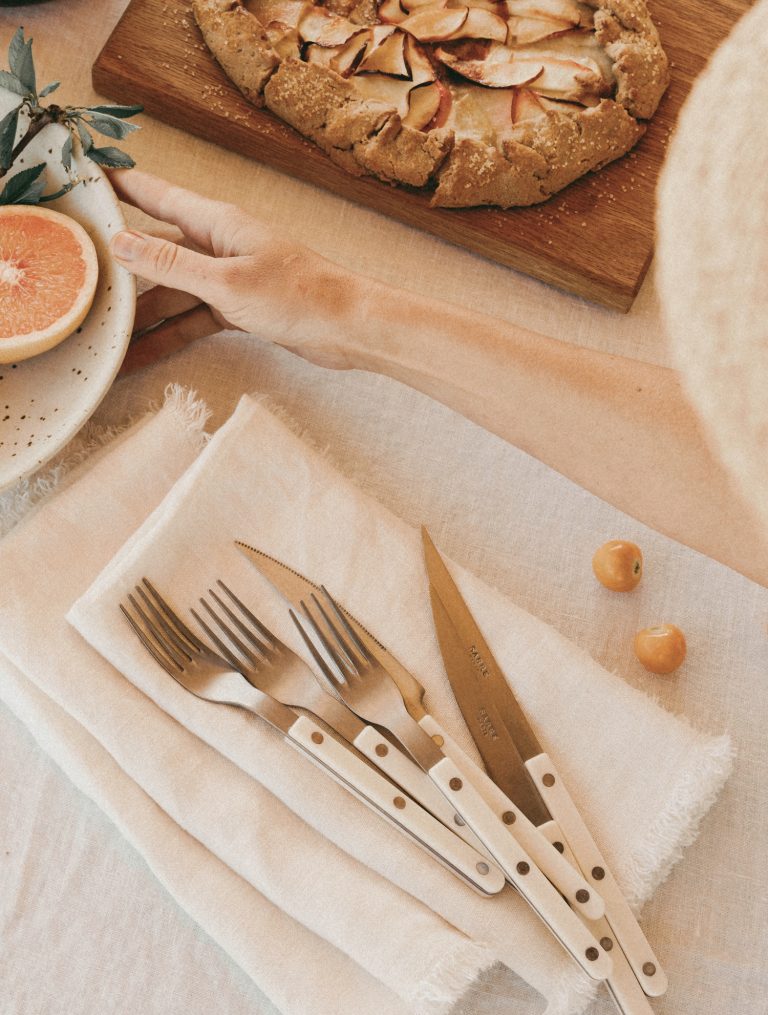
[0,384,210,540]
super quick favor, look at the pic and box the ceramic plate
[0,87,135,494]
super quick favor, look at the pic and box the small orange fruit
[0,205,99,363]
[592,540,643,591]
[634,624,686,675]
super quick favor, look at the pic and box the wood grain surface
[92,0,748,310]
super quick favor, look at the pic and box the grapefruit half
[0,204,99,364]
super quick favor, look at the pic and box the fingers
[111,229,226,305]
[118,304,222,376]
[108,169,248,253]
[133,285,202,335]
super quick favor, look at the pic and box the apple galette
[192,0,668,208]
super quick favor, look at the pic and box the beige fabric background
[1,4,766,1015]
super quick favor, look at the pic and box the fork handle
[286,714,506,897]
[537,822,658,1015]
[427,754,612,982]
[527,752,667,997]
[352,725,494,860]
[417,714,603,921]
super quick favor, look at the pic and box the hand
[108,169,359,373]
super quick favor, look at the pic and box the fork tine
[320,586,371,661]
[311,590,365,671]
[126,592,186,669]
[216,580,277,650]
[290,608,346,691]
[121,601,180,674]
[206,587,271,658]
[136,586,194,662]
[299,597,357,680]
[198,594,262,668]
[190,606,243,672]
[142,578,205,652]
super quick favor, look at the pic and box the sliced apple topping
[331,30,371,75]
[403,80,442,127]
[504,0,581,25]
[449,7,508,40]
[404,34,438,83]
[515,52,609,100]
[247,0,307,27]
[508,15,573,44]
[378,0,409,23]
[351,73,415,117]
[510,86,546,121]
[298,6,361,46]
[358,29,409,75]
[399,7,469,41]
[435,42,543,87]
[401,0,449,9]
[264,20,303,59]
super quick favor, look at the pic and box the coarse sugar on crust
[192,0,669,208]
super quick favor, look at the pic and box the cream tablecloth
[1,3,766,1014]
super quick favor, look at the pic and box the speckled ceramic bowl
[0,87,135,494]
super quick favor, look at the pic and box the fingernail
[111,230,145,261]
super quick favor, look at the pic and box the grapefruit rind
[0,205,100,365]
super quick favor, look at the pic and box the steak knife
[421,527,668,1000]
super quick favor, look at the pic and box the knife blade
[421,527,668,999]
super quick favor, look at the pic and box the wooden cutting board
[92,0,747,310]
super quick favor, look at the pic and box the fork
[190,580,499,863]
[292,588,613,983]
[120,579,505,897]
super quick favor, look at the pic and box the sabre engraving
[476,706,500,741]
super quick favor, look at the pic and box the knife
[421,527,668,1000]
[234,540,602,922]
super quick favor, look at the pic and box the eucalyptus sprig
[0,27,142,205]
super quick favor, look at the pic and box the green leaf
[0,162,46,205]
[86,103,143,119]
[0,103,20,171]
[8,29,35,95]
[75,118,93,154]
[85,113,139,141]
[39,80,60,98]
[0,69,26,96]
[61,132,73,172]
[86,145,135,169]
[39,178,81,203]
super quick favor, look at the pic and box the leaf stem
[0,108,53,179]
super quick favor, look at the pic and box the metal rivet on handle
[592,866,605,880]
[553,841,565,853]
[311,732,324,744]
[586,947,600,962]
[502,811,516,825]
[393,796,406,810]
[542,773,556,787]
[600,937,614,952]
[375,744,389,757]
[516,861,530,875]
[476,862,490,876]
[432,734,445,747]
[449,777,463,791]
[576,889,590,904]
[643,963,657,977]
[453,814,466,826]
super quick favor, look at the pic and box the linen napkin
[68,393,730,1010]
[0,390,732,1014]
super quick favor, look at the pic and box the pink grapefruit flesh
[0,205,99,363]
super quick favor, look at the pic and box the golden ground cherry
[592,540,643,591]
[634,624,687,675]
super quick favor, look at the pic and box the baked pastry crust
[193,0,668,208]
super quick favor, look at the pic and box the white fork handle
[286,714,506,896]
[527,752,667,997]
[428,754,612,982]
[352,725,494,859]
[538,821,658,1015]
[417,713,603,921]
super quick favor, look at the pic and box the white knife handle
[417,714,603,921]
[538,822,658,1015]
[287,715,505,896]
[428,755,611,982]
[353,725,495,859]
[527,752,667,997]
